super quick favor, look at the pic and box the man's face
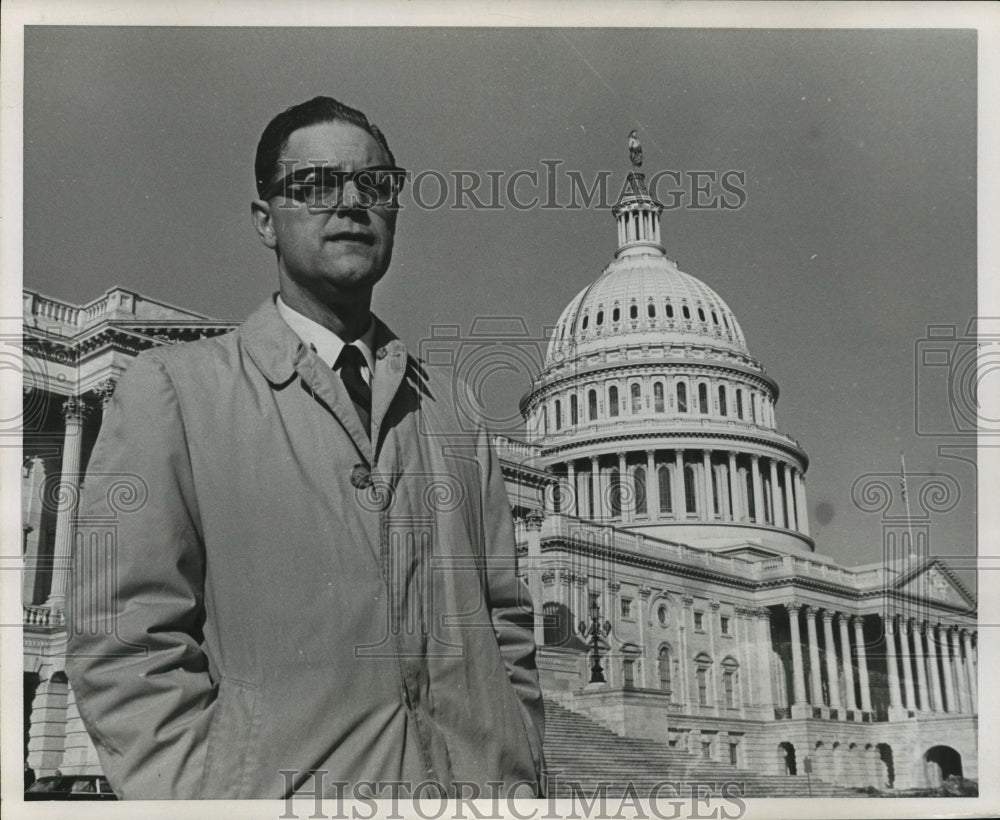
[253,120,397,303]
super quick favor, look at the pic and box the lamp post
[579,596,612,683]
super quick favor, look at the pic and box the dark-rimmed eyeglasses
[262,164,407,211]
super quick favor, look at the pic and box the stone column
[853,616,873,713]
[950,627,968,713]
[727,451,742,522]
[756,608,776,710]
[598,460,610,521]
[565,461,576,517]
[646,449,658,520]
[751,455,764,524]
[672,449,685,518]
[783,464,797,531]
[884,615,903,711]
[805,607,823,706]
[44,396,90,610]
[822,611,841,710]
[794,470,810,537]
[838,614,857,712]
[524,511,545,646]
[900,619,916,710]
[940,624,958,713]
[701,450,714,520]
[926,623,944,712]
[590,456,601,521]
[770,460,785,527]
[617,452,628,520]
[913,622,929,711]
[785,603,808,708]
[962,630,977,712]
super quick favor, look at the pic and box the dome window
[630,304,638,320]
[712,311,719,325]
[682,305,691,320]
[596,310,604,326]
[582,314,589,330]
[654,382,665,412]
[666,302,674,318]
[698,383,708,414]
[588,389,598,421]
[612,307,620,323]
[722,314,730,330]
[676,382,688,413]
[554,399,562,430]
[698,307,706,322]
[736,389,744,420]
[648,303,656,318]
[608,386,620,417]
[718,385,727,417]
[570,394,578,425]
[631,383,642,414]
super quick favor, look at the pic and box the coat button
[375,346,389,360]
[350,463,373,489]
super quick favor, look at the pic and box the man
[66,97,545,800]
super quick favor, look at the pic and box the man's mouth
[326,231,374,245]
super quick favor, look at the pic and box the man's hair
[254,96,396,197]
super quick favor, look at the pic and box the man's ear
[250,200,278,250]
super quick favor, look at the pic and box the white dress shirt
[276,294,376,386]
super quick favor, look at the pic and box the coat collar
[240,295,412,463]
[240,295,408,386]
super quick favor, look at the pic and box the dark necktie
[334,345,372,437]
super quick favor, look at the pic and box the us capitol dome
[521,150,812,555]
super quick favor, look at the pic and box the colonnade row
[23,384,115,614]
[547,448,809,536]
[783,604,978,717]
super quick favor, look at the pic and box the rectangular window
[623,658,635,689]
[620,597,633,619]
[694,611,704,631]
[720,616,730,635]
[724,671,735,707]
[701,740,712,760]
[697,668,708,705]
[729,742,738,766]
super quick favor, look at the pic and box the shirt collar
[276,293,377,378]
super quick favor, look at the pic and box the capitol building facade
[20,157,977,793]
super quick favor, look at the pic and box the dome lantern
[613,130,663,257]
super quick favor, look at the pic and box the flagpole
[900,451,914,554]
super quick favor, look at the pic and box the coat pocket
[200,676,259,798]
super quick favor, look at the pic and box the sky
[20,24,980,577]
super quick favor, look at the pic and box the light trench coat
[66,297,544,799]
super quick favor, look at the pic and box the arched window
[554,399,562,430]
[666,302,674,319]
[630,383,642,414]
[634,465,647,515]
[658,463,672,514]
[596,310,604,326]
[719,385,727,417]
[608,386,619,417]
[542,405,548,435]
[682,305,691,320]
[694,653,713,706]
[609,468,622,518]
[698,383,708,414]
[648,303,656,318]
[745,470,756,522]
[711,465,720,516]
[630,304,638,320]
[736,389,744,420]
[722,658,739,708]
[685,464,698,514]
[570,394,578,425]
[588,389,598,420]
[612,306,620,322]
[654,382,664,412]
[582,314,589,330]
[749,392,756,424]
[658,646,673,693]
[677,382,688,413]
[698,307,706,322]
[712,311,719,325]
